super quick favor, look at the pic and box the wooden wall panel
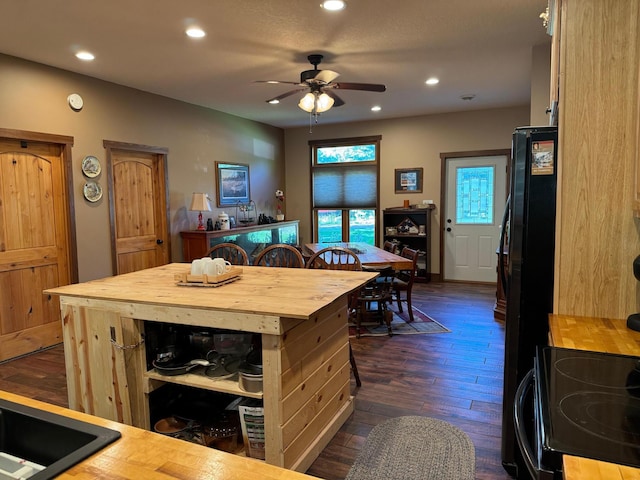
[555,0,640,318]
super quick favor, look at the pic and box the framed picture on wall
[394,167,423,193]
[215,162,250,206]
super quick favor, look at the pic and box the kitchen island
[549,314,640,480]
[0,390,319,479]
[45,263,376,472]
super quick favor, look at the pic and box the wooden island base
[46,264,376,472]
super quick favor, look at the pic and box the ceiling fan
[256,54,386,115]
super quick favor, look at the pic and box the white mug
[208,258,231,276]
[191,258,210,275]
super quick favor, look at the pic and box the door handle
[446,227,452,232]
[156,239,164,245]
[498,194,510,296]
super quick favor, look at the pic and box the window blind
[312,164,377,208]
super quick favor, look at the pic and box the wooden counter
[0,390,319,480]
[45,264,376,472]
[548,314,640,480]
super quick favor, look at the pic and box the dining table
[304,242,413,271]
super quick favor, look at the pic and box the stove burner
[537,347,640,470]
[559,392,640,446]
[555,357,640,390]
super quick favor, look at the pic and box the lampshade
[298,92,335,113]
[189,193,211,212]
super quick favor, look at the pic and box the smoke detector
[460,94,476,101]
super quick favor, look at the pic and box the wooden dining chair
[382,240,395,252]
[355,266,395,337]
[253,243,305,268]
[305,246,362,271]
[392,247,419,322]
[305,246,362,387]
[204,243,249,265]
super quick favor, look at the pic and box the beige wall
[530,43,552,126]
[0,51,539,282]
[0,54,285,282]
[284,106,530,274]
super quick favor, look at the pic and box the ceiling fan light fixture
[298,92,316,112]
[321,1,346,11]
[298,92,334,113]
[316,93,334,112]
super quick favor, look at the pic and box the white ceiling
[0,0,550,128]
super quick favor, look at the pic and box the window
[310,136,381,244]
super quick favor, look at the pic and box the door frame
[0,128,78,283]
[439,148,511,282]
[103,140,170,274]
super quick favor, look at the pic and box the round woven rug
[345,416,475,480]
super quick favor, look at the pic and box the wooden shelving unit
[382,206,435,282]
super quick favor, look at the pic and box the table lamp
[189,193,211,231]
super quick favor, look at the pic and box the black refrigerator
[499,126,557,477]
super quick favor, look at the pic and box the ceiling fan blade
[333,82,386,92]
[265,88,306,103]
[254,80,301,86]
[323,89,345,107]
[313,69,340,84]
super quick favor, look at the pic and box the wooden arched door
[104,141,170,275]
[0,130,76,361]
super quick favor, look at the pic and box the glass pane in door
[317,210,343,243]
[455,166,495,224]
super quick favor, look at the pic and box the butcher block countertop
[549,314,640,480]
[46,263,376,334]
[46,263,376,319]
[0,390,318,480]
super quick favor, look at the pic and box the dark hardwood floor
[0,281,510,480]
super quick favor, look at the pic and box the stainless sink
[0,398,121,479]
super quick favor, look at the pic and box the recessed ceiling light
[75,51,95,61]
[425,77,439,85]
[321,1,346,11]
[371,106,382,112]
[186,27,206,38]
[268,99,280,105]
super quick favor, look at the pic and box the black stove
[535,346,640,471]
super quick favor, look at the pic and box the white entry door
[444,155,507,282]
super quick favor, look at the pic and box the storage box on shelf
[382,206,434,282]
[181,220,299,263]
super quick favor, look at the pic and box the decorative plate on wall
[83,181,103,202]
[81,155,101,178]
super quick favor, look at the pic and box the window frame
[309,136,381,243]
